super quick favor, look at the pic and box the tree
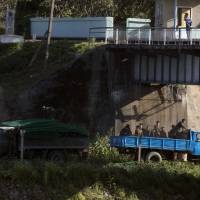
[0,0,18,33]
[37,0,115,17]
[13,0,155,35]
[113,0,155,24]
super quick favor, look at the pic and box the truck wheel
[146,151,162,162]
[48,151,65,162]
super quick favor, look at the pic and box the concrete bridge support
[112,84,188,135]
[107,48,200,134]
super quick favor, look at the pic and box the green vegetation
[89,135,130,163]
[0,0,155,35]
[0,137,199,200]
[0,40,95,94]
[0,160,200,200]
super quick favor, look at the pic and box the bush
[43,162,64,187]
[89,135,129,163]
[11,161,39,186]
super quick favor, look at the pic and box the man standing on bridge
[184,13,192,40]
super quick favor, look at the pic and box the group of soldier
[120,118,188,139]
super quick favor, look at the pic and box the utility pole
[44,0,55,67]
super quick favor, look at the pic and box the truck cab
[189,130,200,156]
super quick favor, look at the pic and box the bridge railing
[89,27,200,45]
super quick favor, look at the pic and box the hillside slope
[0,41,114,134]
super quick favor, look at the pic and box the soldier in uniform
[176,119,187,139]
[151,121,161,137]
[120,124,132,136]
[135,123,143,137]
[160,127,168,138]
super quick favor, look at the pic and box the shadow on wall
[107,48,188,133]
[112,84,187,133]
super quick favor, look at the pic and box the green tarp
[0,119,89,137]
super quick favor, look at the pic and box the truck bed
[110,136,191,152]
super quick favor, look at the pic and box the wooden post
[44,0,55,67]
[138,145,142,163]
[20,129,25,161]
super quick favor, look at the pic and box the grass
[0,160,199,200]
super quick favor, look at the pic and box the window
[178,7,191,27]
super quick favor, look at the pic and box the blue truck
[110,130,200,162]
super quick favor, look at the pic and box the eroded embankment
[0,41,114,134]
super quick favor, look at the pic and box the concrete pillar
[174,0,177,28]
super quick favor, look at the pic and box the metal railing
[89,27,200,45]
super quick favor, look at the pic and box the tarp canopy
[0,119,89,137]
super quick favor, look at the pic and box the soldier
[120,124,132,136]
[135,123,144,137]
[160,127,168,138]
[168,125,176,138]
[176,119,187,139]
[151,121,161,137]
[143,125,150,136]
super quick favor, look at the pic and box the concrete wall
[186,85,200,131]
[155,0,200,28]
[178,0,200,28]
[108,48,200,135]
[113,85,188,135]
[155,0,174,27]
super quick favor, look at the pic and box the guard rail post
[115,28,119,44]
[138,28,141,44]
[179,28,181,44]
[148,29,152,45]
[190,29,193,45]
[126,28,129,44]
[105,28,108,44]
[164,28,167,45]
